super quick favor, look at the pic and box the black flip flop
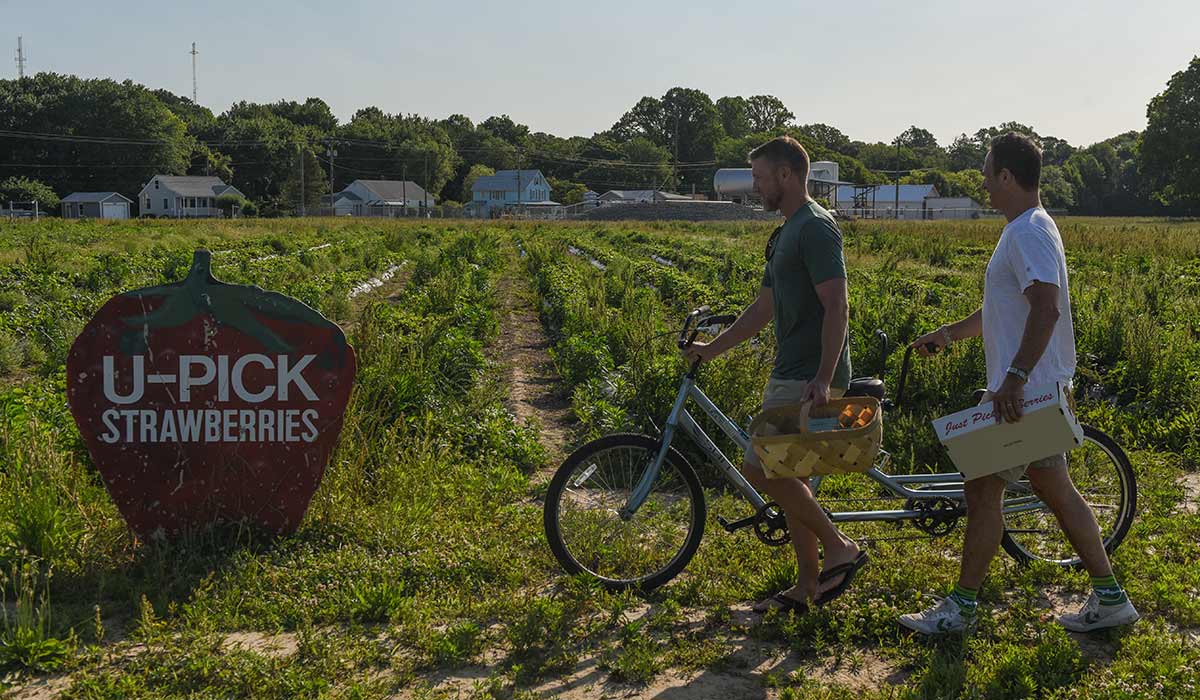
[814,551,870,606]
[753,592,810,615]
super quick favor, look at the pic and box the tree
[333,108,459,199]
[215,192,249,217]
[900,169,986,204]
[479,115,530,147]
[745,95,794,133]
[0,73,191,198]
[894,126,939,150]
[280,148,327,215]
[947,133,987,172]
[795,123,852,153]
[1039,165,1076,209]
[610,88,724,189]
[462,164,495,201]
[547,177,587,204]
[1139,56,1200,211]
[716,96,750,138]
[0,176,59,211]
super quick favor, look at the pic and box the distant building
[469,170,552,217]
[596,190,693,204]
[137,176,245,218]
[834,184,982,219]
[331,180,435,216]
[61,192,133,219]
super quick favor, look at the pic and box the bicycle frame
[621,373,1048,524]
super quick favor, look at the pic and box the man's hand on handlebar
[682,341,721,365]
[911,328,948,357]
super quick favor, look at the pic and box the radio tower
[16,36,26,78]
[190,42,198,103]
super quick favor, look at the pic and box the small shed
[62,192,133,219]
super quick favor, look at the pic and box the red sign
[66,250,356,537]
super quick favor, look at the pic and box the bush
[0,177,59,212]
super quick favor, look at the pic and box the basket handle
[798,400,813,435]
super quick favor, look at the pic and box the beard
[761,193,779,211]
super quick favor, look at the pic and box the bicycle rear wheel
[543,434,705,591]
[1001,425,1137,568]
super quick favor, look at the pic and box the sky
[5,0,1198,148]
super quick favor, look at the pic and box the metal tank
[713,168,753,197]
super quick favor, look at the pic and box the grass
[0,216,1195,698]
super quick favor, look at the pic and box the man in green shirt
[684,136,865,613]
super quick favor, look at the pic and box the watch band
[1006,365,1029,382]
[938,325,953,346]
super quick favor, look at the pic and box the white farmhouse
[137,176,246,218]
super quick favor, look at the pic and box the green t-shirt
[760,201,852,387]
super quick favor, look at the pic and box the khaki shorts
[976,390,1067,484]
[743,378,847,471]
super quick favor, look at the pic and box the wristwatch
[1006,365,1030,382]
[938,325,953,347]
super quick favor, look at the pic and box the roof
[471,170,545,192]
[142,176,241,198]
[353,180,431,202]
[834,184,938,202]
[332,190,362,202]
[62,192,132,204]
[598,190,691,201]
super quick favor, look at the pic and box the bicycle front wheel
[1001,425,1137,568]
[543,434,706,591]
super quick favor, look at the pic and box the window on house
[154,181,159,189]
[145,197,151,210]
[163,198,168,209]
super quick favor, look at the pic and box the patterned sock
[948,584,978,616]
[1091,574,1128,606]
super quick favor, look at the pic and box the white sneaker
[899,596,975,635]
[1057,593,1140,633]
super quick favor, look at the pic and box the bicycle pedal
[717,514,756,533]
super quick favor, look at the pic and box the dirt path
[492,255,576,476]
[1178,471,1200,515]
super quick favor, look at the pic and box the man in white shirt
[899,132,1139,635]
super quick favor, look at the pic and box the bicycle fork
[619,376,768,521]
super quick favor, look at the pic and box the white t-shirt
[982,206,1076,392]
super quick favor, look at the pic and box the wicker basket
[749,397,883,479]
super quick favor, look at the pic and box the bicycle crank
[753,501,791,546]
[905,497,965,537]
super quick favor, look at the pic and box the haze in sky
[7,0,1198,148]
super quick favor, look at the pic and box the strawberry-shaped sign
[66,249,356,538]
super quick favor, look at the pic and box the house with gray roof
[62,192,133,219]
[469,170,553,217]
[332,180,434,216]
[596,190,692,204]
[137,176,246,218]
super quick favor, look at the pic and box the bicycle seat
[845,377,885,401]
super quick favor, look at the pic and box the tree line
[1,56,1198,216]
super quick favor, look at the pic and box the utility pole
[516,149,522,214]
[401,161,407,217]
[190,42,198,103]
[673,111,680,192]
[893,140,900,220]
[326,143,337,214]
[298,143,305,217]
[423,152,429,215]
[16,36,26,78]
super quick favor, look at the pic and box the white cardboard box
[932,382,1084,480]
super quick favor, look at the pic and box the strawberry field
[1,216,1198,699]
